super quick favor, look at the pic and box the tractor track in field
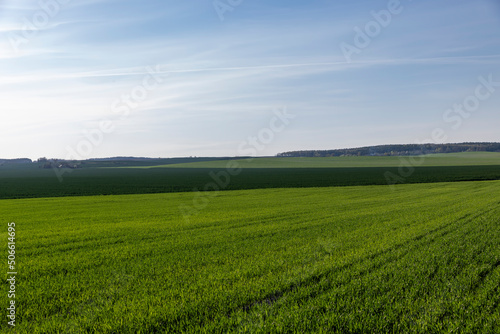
[236,206,498,316]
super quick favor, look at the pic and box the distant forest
[277,142,500,158]
[0,158,32,165]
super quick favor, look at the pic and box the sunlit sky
[1,0,500,159]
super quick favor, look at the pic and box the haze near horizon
[1,0,500,160]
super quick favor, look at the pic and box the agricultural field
[1,180,499,333]
[3,0,498,331]
[0,152,500,199]
[142,152,500,169]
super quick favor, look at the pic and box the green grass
[2,181,499,333]
[141,152,500,168]
[1,164,500,199]
[1,152,499,200]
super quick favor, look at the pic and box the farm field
[1,163,500,199]
[2,180,500,333]
[142,152,500,169]
[3,0,498,332]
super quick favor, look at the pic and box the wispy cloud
[1,0,499,159]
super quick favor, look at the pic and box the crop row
[1,181,499,332]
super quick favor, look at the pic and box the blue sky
[1,0,499,159]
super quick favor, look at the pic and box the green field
[141,152,500,169]
[1,163,500,199]
[2,181,499,333]
[2,153,500,332]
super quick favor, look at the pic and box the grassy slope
[140,152,500,168]
[2,181,499,333]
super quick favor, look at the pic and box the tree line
[277,142,500,158]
